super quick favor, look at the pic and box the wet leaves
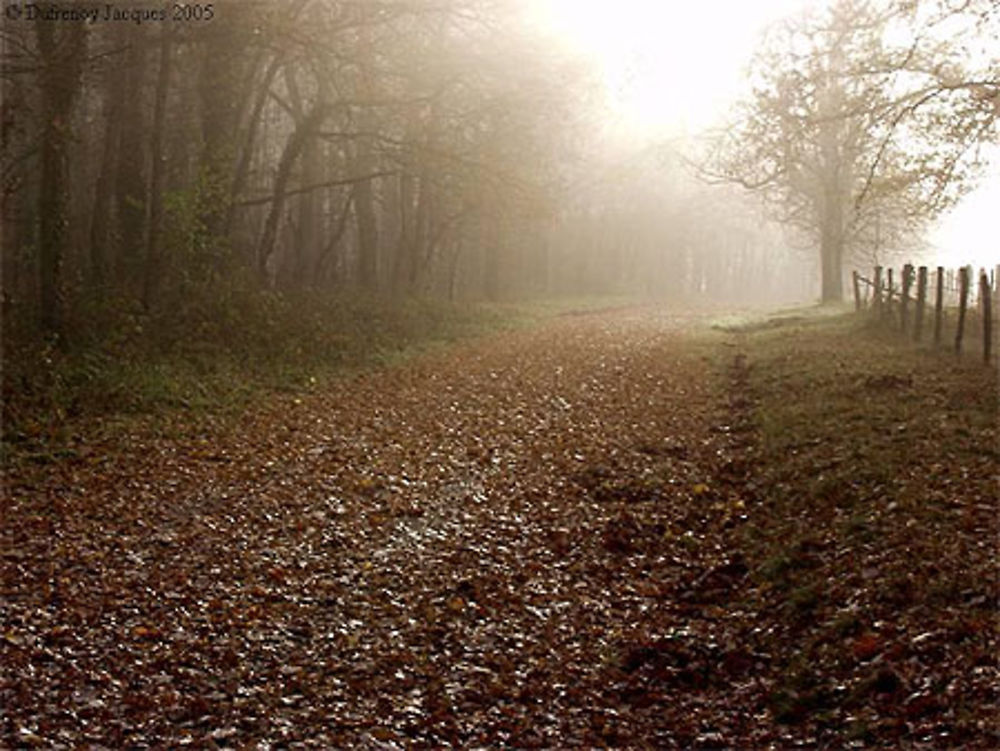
[2,309,996,747]
[2,312,726,746]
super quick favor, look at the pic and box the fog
[1,0,996,337]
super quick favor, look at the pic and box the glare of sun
[930,166,1000,271]
[529,0,815,138]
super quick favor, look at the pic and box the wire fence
[852,263,998,367]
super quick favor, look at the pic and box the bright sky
[528,0,998,270]
[929,165,1000,270]
[528,0,815,138]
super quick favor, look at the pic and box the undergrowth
[1,289,532,464]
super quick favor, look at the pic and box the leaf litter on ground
[2,308,996,748]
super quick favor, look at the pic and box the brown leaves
[131,624,162,641]
[2,312,737,746]
[851,632,882,661]
[3,309,996,748]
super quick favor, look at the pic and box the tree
[852,0,998,209]
[34,11,86,335]
[706,0,997,301]
[113,24,149,288]
[1,0,604,345]
[142,25,174,310]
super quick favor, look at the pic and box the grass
[1,290,643,466]
[721,306,998,743]
[3,294,475,458]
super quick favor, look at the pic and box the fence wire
[853,264,998,367]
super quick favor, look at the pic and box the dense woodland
[2,2,580,337]
[1,0,785,351]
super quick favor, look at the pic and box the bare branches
[856,78,998,209]
[236,170,400,207]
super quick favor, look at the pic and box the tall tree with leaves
[706,0,997,301]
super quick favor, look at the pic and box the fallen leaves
[722,315,999,747]
[2,309,996,747]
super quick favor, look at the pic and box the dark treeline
[3,1,575,341]
[2,0,814,359]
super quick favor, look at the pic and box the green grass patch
[2,290,652,465]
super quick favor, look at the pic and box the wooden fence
[852,264,998,366]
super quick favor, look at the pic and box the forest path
[4,308,753,748]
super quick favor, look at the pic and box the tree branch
[236,170,399,207]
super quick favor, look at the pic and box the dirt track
[5,310,765,747]
[7,308,997,748]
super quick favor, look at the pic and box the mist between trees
[1,0,996,348]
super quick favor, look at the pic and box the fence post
[852,271,862,311]
[873,265,883,314]
[981,270,993,366]
[979,267,986,319]
[901,263,913,333]
[955,266,969,355]
[934,266,944,346]
[914,266,927,342]
[885,267,895,322]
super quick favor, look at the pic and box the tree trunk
[413,174,432,290]
[197,17,244,255]
[819,191,845,302]
[294,132,321,288]
[88,46,126,291]
[142,27,173,310]
[314,189,355,282]
[816,61,849,304]
[392,171,416,292]
[354,170,379,290]
[227,55,282,234]
[483,214,500,301]
[114,26,148,288]
[352,9,380,292]
[448,239,463,301]
[36,18,86,336]
[256,104,327,281]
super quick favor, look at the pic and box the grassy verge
[1,293,540,465]
[727,309,998,745]
[1,291,655,467]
